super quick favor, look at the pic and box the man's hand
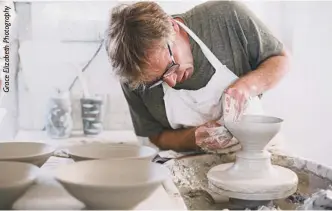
[149,119,234,152]
[195,119,234,152]
[224,49,290,119]
[223,78,253,121]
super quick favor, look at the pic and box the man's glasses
[148,44,180,89]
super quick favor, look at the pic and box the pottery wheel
[207,163,298,200]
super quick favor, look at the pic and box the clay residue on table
[275,169,331,209]
[165,153,332,210]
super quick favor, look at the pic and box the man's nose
[163,73,177,87]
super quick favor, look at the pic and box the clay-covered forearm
[149,127,198,152]
[241,50,290,97]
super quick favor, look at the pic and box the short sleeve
[229,1,284,70]
[120,83,164,137]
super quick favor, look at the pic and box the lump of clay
[244,205,280,210]
[286,192,308,204]
[296,188,332,210]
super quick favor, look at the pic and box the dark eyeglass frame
[148,43,180,89]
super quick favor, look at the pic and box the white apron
[162,20,264,130]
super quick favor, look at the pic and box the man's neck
[174,17,192,50]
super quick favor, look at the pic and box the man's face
[145,22,194,88]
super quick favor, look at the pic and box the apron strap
[175,20,237,81]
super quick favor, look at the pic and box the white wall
[2,1,332,167]
[262,2,332,167]
[246,1,332,167]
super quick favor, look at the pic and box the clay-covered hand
[195,119,235,152]
[223,79,251,121]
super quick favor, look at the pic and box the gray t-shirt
[121,1,283,137]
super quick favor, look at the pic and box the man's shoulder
[119,82,140,97]
[120,82,155,98]
[172,0,247,32]
[196,0,237,10]
[182,1,240,18]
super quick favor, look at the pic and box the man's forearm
[240,50,290,97]
[149,127,198,152]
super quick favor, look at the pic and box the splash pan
[164,153,332,210]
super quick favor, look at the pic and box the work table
[11,130,187,210]
[10,130,332,210]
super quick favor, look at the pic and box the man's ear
[170,18,180,33]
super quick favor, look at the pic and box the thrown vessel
[0,142,55,167]
[207,115,298,200]
[67,143,157,162]
[0,161,39,209]
[54,159,170,209]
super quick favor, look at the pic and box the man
[106,1,289,153]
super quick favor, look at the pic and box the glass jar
[80,95,103,136]
[45,91,73,139]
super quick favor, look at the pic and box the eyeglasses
[148,43,180,89]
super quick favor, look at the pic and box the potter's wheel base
[228,198,273,210]
[208,180,297,201]
[207,163,298,201]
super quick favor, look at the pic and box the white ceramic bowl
[225,115,283,151]
[0,161,39,209]
[67,143,158,162]
[55,159,170,209]
[0,142,55,167]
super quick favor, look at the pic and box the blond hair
[106,2,174,89]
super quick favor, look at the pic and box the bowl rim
[54,159,169,188]
[67,144,158,160]
[0,142,55,160]
[0,161,40,189]
[226,114,284,125]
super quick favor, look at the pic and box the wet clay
[177,168,331,210]
[165,152,332,210]
[208,115,298,201]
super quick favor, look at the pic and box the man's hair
[106,2,174,89]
